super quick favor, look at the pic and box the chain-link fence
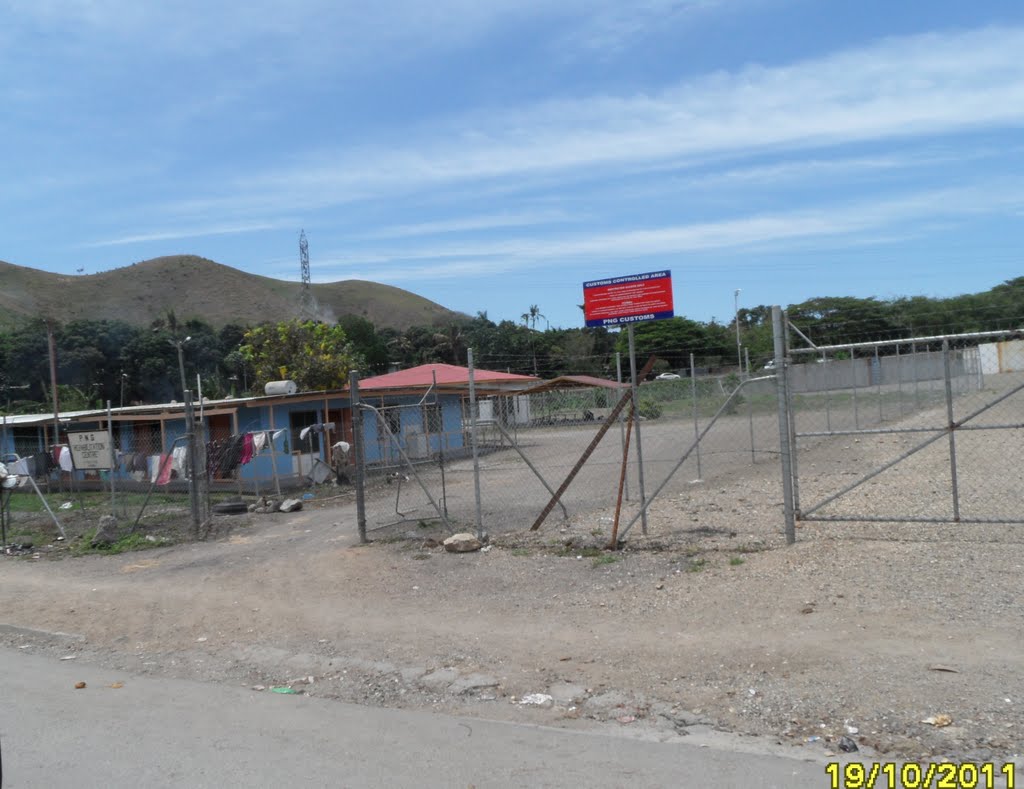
[786,330,1024,525]
[352,350,785,539]
[0,396,299,539]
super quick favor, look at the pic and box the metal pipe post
[784,311,801,516]
[734,288,742,371]
[896,343,904,417]
[184,390,200,538]
[627,326,648,535]
[467,349,484,539]
[616,352,629,500]
[745,348,755,463]
[690,352,702,479]
[107,400,116,517]
[941,340,962,521]
[912,341,920,412]
[875,347,883,423]
[772,307,796,544]
[348,371,367,543]
[850,346,859,430]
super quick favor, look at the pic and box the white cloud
[174,25,1024,217]
[355,210,577,240]
[309,181,1024,281]
[83,219,294,248]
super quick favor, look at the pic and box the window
[376,408,401,442]
[422,403,443,435]
[290,410,321,453]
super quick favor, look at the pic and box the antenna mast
[298,229,317,320]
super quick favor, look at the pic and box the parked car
[655,372,682,380]
[762,359,777,370]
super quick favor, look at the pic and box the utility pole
[47,320,61,447]
[734,289,743,372]
[175,339,189,400]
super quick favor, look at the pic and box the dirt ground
[1,438,1021,767]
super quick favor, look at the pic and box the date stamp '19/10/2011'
[826,761,1015,789]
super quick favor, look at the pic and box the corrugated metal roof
[357,363,539,390]
[516,375,628,394]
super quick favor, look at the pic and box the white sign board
[68,431,112,470]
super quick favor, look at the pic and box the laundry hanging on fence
[299,422,336,441]
[240,433,254,465]
[6,456,32,486]
[156,454,173,485]
[149,454,173,484]
[58,446,74,472]
[172,445,189,478]
[253,431,268,453]
[33,452,55,476]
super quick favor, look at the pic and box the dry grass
[0,255,457,330]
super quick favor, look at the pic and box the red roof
[357,363,539,391]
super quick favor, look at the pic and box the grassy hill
[0,255,458,330]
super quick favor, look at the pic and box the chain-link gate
[781,325,1024,525]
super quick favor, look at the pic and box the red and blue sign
[582,270,674,328]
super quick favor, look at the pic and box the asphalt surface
[0,646,831,788]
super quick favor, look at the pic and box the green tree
[241,320,360,392]
[337,315,390,373]
[614,317,727,370]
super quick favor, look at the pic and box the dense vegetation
[1,278,1021,413]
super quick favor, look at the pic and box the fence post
[941,340,962,522]
[349,371,368,543]
[896,343,904,417]
[689,353,702,479]
[875,346,883,423]
[616,352,629,500]
[772,307,796,544]
[627,326,648,535]
[745,348,755,464]
[467,348,484,540]
[106,400,116,517]
[184,390,200,539]
[850,345,859,430]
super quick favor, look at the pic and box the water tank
[264,380,298,396]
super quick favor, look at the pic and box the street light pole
[734,288,742,372]
[120,372,127,409]
[169,336,191,400]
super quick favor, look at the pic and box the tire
[211,501,248,515]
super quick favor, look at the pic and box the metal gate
[779,322,1024,526]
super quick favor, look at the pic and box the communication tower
[298,230,317,320]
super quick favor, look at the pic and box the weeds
[72,530,169,556]
[686,558,707,573]
[729,556,745,566]
[592,554,619,567]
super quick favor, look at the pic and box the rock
[449,673,500,695]
[279,498,303,513]
[91,515,120,548]
[443,533,482,553]
[547,682,587,705]
[419,667,460,688]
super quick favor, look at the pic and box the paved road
[0,648,828,788]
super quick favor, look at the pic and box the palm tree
[520,304,546,375]
[432,323,466,365]
[521,304,546,331]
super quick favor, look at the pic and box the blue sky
[2,0,1023,329]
